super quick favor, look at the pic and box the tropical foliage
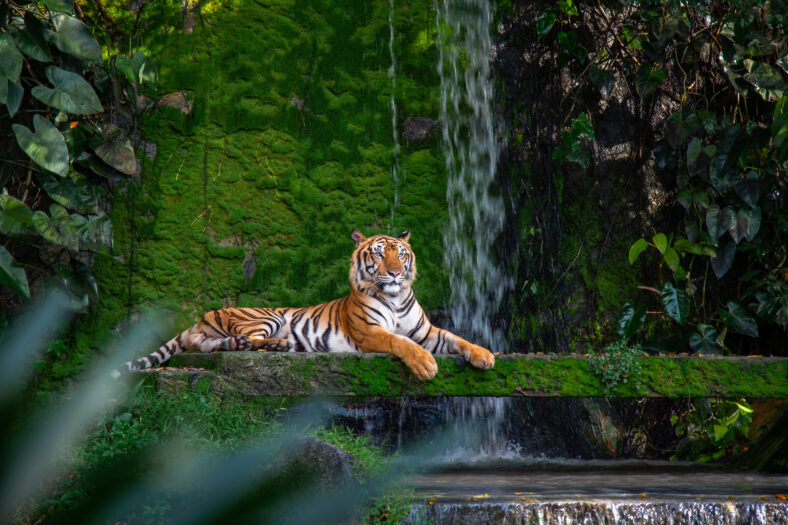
[0,0,156,311]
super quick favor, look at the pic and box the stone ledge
[133,352,788,398]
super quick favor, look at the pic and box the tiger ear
[351,229,367,246]
[397,230,410,242]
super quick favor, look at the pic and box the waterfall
[436,0,508,350]
[435,0,513,459]
[388,0,403,232]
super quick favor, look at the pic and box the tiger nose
[388,269,401,277]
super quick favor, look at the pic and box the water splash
[436,0,509,350]
[388,0,403,232]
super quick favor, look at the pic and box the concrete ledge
[133,352,788,398]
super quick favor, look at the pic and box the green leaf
[616,302,647,342]
[743,59,785,102]
[673,238,703,255]
[710,241,735,279]
[688,324,722,355]
[773,97,788,147]
[12,115,69,177]
[536,11,556,39]
[132,51,158,90]
[0,246,30,299]
[15,13,52,62]
[0,194,36,236]
[686,137,701,168]
[712,424,728,442]
[663,247,680,272]
[734,402,753,414]
[706,204,735,242]
[0,77,6,105]
[52,14,102,62]
[0,32,23,83]
[31,66,103,115]
[75,213,112,251]
[41,0,76,14]
[733,171,759,208]
[92,124,138,175]
[636,63,665,97]
[557,0,578,15]
[572,113,594,137]
[652,233,667,254]
[38,172,99,214]
[6,78,23,117]
[628,238,648,264]
[662,281,690,324]
[718,301,759,337]
[743,207,761,242]
[113,55,137,85]
[32,204,79,251]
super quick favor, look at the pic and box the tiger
[115,229,495,380]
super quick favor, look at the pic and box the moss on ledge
[136,353,788,398]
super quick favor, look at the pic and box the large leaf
[628,238,648,264]
[662,281,690,324]
[663,247,680,272]
[652,233,667,254]
[12,115,69,177]
[0,32,23,82]
[41,0,75,14]
[51,14,102,62]
[6,78,23,117]
[617,302,647,342]
[733,171,759,208]
[0,194,35,236]
[729,207,761,244]
[705,204,735,242]
[718,301,759,337]
[686,137,701,169]
[743,59,785,102]
[636,63,665,97]
[93,124,138,175]
[688,324,722,355]
[15,13,52,62]
[32,204,79,251]
[133,51,158,90]
[113,55,137,85]
[773,97,788,148]
[710,241,735,279]
[536,11,556,39]
[75,213,112,251]
[38,172,99,214]
[31,66,103,115]
[0,246,30,299]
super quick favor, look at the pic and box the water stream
[387,0,403,233]
[435,0,512,460]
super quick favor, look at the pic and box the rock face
[272,436,355,488]
[402,116,438,141]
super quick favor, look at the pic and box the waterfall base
[406,465,788,524]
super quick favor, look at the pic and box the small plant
[671,398,754,462]
[588,340,643,394]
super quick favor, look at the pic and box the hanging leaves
[733,171,759,208]
[15,12,52,62]
[12,115,70,177]
[32,204,80,251]
[31,66,103,115]
[705,204,735,242]
[718,301,759,337]
[38,172,99,214]
[0,246,30,299]
[0,32,23,83]
[51,14,102,62]
[92,124,138,175]
[688,324,722,355]
[662,281,690,324]
[710,241,735,279]
[0,194,36,236]
[617,302,647,342]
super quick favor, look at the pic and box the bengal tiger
[115,229,495,380]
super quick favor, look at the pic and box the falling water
[436,0,513,459]
[388,0,403,232]
[436,0,508,350]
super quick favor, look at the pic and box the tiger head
[350,229,416,296]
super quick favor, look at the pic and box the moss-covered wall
[90,0,447,337]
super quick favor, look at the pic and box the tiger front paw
[466,343,495,370]
[404,348,438,380]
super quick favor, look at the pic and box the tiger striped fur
[115,229,495,380]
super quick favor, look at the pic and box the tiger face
[350,229,416,296]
